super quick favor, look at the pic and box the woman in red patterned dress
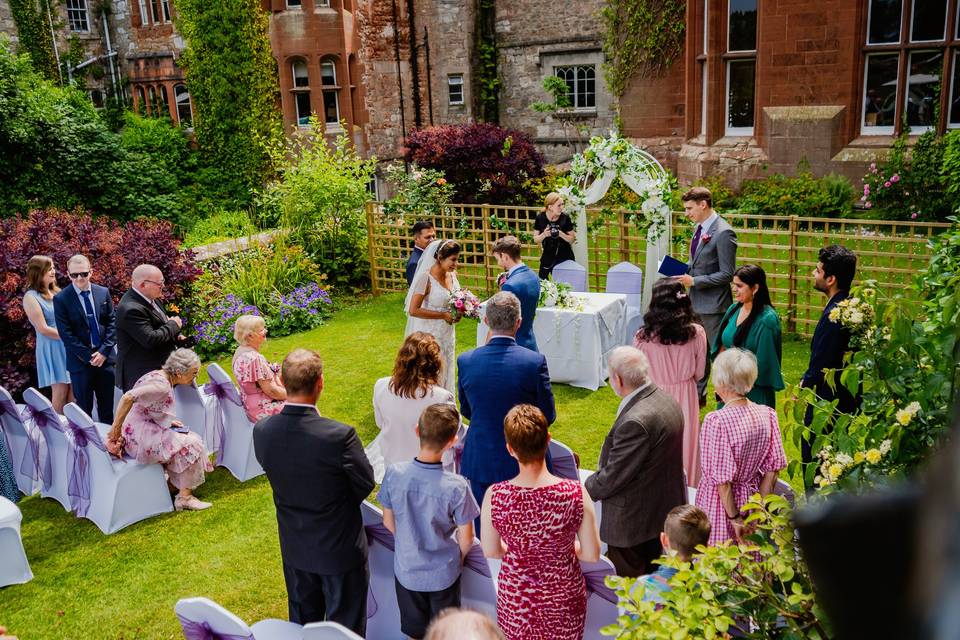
[480,404,601,640]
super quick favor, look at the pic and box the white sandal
[174,495,212,511]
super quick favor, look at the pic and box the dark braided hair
[732,264,773,347]
[636,278,700,345]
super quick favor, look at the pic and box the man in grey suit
[584,346,686,577]
[677,186,738,403]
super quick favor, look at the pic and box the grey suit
[687,214,737,397]
[584,384,685,576]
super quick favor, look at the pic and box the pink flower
[869,162,876,170]
[884,181,891,188]
[865,202,873,209]
[860,195,867,202]
[891,174,900,183]
[864,185,870,194]
[905,191,910,196]
[702,233,712,244]
[911,212,918,219]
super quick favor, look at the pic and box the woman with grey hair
[106,348,214,511]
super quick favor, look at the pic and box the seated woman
[106,349,214,511]
[696,348,787,546]
[481,404,601,640]
[365,332,455,483]
[232,314,286,423]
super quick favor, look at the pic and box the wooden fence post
[786,215,798,334]
[481,204,494,295]
[366,202,379,295]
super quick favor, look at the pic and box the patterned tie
[80,290,102,349]
[690,224,703,258]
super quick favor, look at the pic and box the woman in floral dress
[481,404,601,640]
[232,314,286,423]
[107,348,214,511]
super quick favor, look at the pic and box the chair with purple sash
[553,259,588,292]
[301,621,364,639]
[22,387,71,510]
[581,556,619,640]
[548,438,580,481]
[577,468,606,554]
[459,539,498,620]
[174,597,301,640]
[0,385,40,496]
[62,402,172,533]
[0,496,32,587]
[361,500,405,639]
[174,381,216,454]
[204,364,263,482]
[605,261,644,344]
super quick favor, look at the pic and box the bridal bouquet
[449,289,481,320]
[538,280,584,311]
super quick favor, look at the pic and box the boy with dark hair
[634,504,711,603]
[379,403,480,639]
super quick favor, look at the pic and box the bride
[405,239,462,392]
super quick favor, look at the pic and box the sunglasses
[69,272,90,279]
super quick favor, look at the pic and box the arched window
[174,84,193,126]
[320,59,340,126]
[148,86,158,117]
[291,59,312,126]
[136,86,146,115]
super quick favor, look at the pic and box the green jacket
[711,303,785,395]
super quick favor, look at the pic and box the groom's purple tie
[690,224,703,258]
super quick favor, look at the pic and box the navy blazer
[457,336,556,484]
[405,247,424,286]
[501,264,540,352]
[52,284,117,373]
[802,292,859,417]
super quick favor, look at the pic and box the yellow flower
[828,463,844,480]
[895,409,912,426]
[865,449,882,464]
[829,307,841,322]
[854,451,865,464]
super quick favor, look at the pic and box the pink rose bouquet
[448,289,481,320]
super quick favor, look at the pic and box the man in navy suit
[53,254,117,423]
[457,291,556,515]
[405,221,437,285]
[493,235,540,352]
[800,245,860,486]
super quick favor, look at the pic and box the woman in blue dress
[22,256,72,412]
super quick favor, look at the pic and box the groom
[492,235,539,352]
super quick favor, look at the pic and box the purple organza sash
[581,561,618,604]
[0,398,21,468]
[24,404,63,490]
[365,522,395,551]
[175,615,254,640]
[65,418,107,518]
[202,381,242,465]
[463,543,491,577]
[551,451,579,481]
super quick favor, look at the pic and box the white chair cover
[775,478,796,507]
[174,596,301,640]
[62,403,173,533]
[0,385,40,496]
[0,497,32,587]
[301,622,365,640]
[22,387,71,510]
[605,262,644,344]
[552,260,588,292]
[361,501,405,639]
[581,556,619,640]
[174,382,216,453]
[459,539,498,620]
[113,385,123,416]
[205,364,264,482]
[578,468,606,555]
[548,439,579,481]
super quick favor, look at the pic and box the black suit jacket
[802,292,859,417]
[52,284,117,373]
[253,405,376,575]
[115,288,181,391]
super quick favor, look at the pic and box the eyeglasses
[144,279,165,287]
[68,272,90,279]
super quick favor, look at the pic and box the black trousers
[606,537,663,578]
[282,561,368,636]
[696,312,725,401]
[71,364,116,424]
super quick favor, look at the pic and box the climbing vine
[600,0,685,98]
[475,0,499,122]
[175,0,282,204]
[8,0,59,81]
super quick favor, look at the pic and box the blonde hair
[234,314,265,345]
[544,192,563,211]
[711,348,759,396]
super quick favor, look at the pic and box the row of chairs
[553,260,644,343]
[175,597,362,639]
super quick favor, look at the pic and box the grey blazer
[687,215,737,316]
[584,384,686,547]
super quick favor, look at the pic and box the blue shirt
[632,564,679,604]
[377,458,480,592]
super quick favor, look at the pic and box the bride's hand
[443,312,455,324]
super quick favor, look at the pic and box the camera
[549,224,560,238]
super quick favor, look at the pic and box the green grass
[4,293,811,639]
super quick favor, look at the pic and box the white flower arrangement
[538,279,584,311]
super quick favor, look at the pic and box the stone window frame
[553,64,597,111]
[290,58,313,127]
[860,0,960,136]
[174,84,193,127]
[448,74,465,106]
[66,0,90,32]
[320,58,341,129]
[286,0,302,8]
[723,0,757,136]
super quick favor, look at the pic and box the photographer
[533,192,577,279]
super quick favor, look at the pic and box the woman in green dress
[711,264,784,408]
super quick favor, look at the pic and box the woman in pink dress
[106,348,214,511]
[695,348,786,546]
[232,315,286,423]
[481,405,601,640]
[634,278,707,486]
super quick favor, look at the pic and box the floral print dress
[232,346,285,423]
[122,370,213,490]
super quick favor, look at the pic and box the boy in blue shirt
[379,403,480,639]
[635,504,711,603]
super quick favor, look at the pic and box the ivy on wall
[475,0,499,122]
[8,0,59,80]
[175,0,282,204]
[600,0,685,99]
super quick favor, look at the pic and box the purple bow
[463,543,491,577]
[24,404,63,490]
[0,398,21,470]
[581,561,618,604]
[203,381,241,465]
[365,522,396,551]
[65,418,107,518]
[175,615,254,640]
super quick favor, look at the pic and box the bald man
[115,264,184,391]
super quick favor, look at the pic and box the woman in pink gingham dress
[696,348,786,546]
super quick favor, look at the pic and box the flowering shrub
[191,295,261,361]
[403,123,545,204]
[381,164,455,220]
[860,130,952,221]
[826,292,876,345]
[266,283,333,336]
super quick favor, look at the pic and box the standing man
[253,348,375,634]
[800,245,859,480]
[53,254,117,423]
[457,292,555,515]
[115,264,183,391]
[584,346,685,577]
[676,187,738,405]
[492,235,539,352]
[406,221,437,285]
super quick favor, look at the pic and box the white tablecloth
[477,292,627,391]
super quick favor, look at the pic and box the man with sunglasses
[53,254,118,422]
[116,264,184,392]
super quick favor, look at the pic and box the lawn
[3,293,811,639]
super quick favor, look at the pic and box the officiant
[533,193,576,279]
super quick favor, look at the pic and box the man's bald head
[132,264,165,300]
